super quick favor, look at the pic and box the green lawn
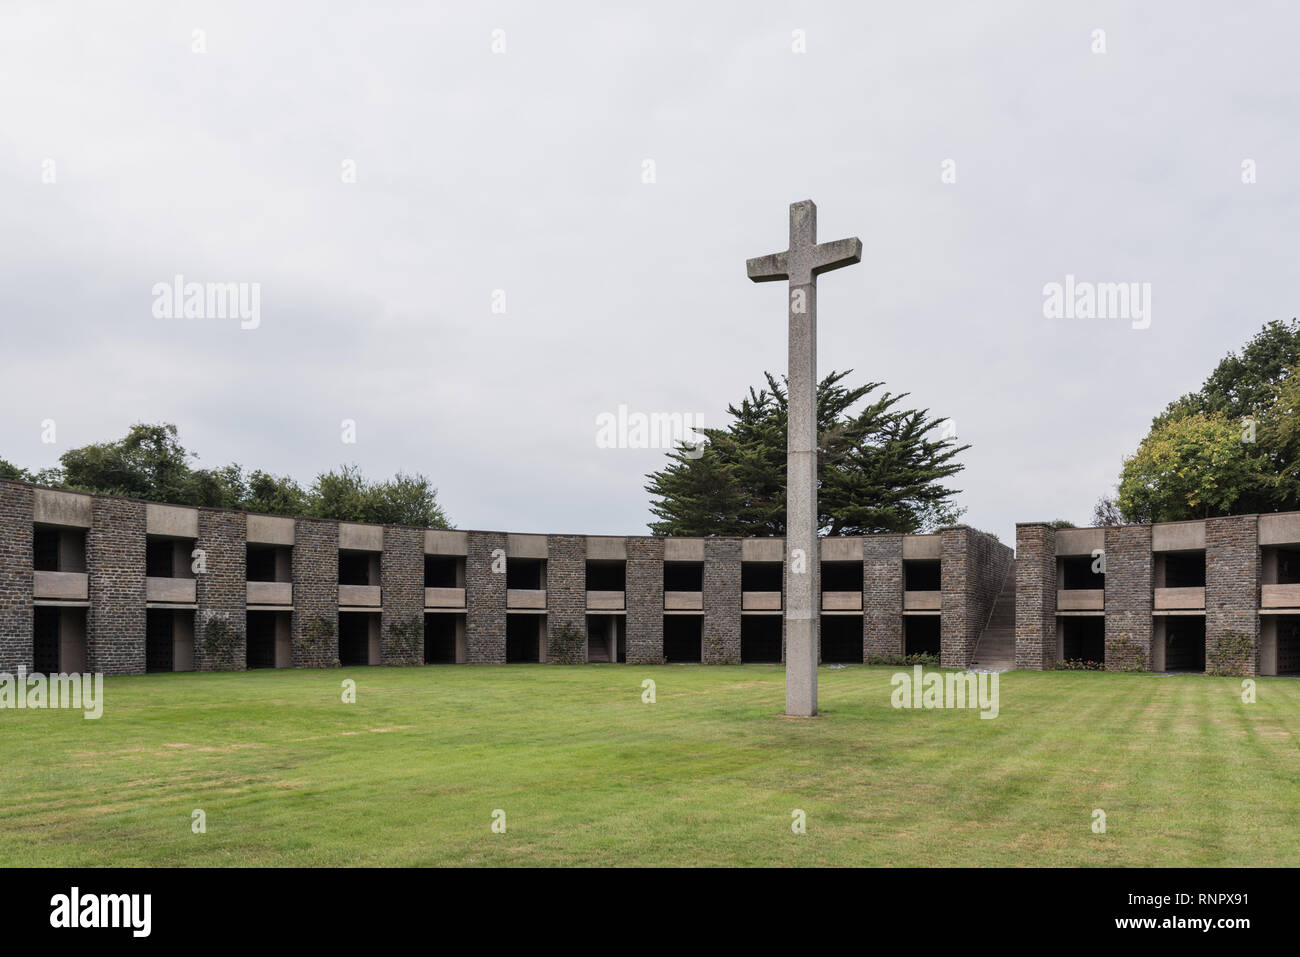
[0,664,1296,866]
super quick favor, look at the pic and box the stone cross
[747,200,861,717]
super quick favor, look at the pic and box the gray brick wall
[0,482,34,672]
[87,496,146,675]
[546,535,586,663]
[1104,524,1152,671]
[466,531,506,664]
[1015,523,1057,670]
[1206,515,1259,675]
[195,509,247,672]
[940,528,1010,668]
[381,526,425,665]
[703,537,741,664]
[863,534,903,657]
[292,518,339,668]
[625,536,663,664]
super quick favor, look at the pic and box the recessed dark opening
[425,556,461,588]
[339,551,373,586]
[742,562,782,592]
[905,616,941,656]
[1061,616,1105,663]
[246,611,277,669]
[146,538,174,578]
[424,613,459,663]
[821,561,863,592]
[506,614,541,662]
[586,560,626,591]
[664,615,702,662]
[1164,616,1206,672]
[904,560,941,591]
[33,606,60,672]
[741,616,782,662]
[33,527,60,571]
[506,558,544,590]
[821,616,863,663]
[146,609,174,673]
[1277,616,1300,675]
[1060,555,1104,590]
[1163,552,1206,589]
[338,613,373,665]
[664,562,702,591]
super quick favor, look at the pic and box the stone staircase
[970,564,1017,671]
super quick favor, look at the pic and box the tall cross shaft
[747,200,861,717]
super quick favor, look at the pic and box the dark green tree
[645,370,968,536]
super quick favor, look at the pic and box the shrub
[865,652,941,668]
[199,611,242,669]
[1054,658,1105,671]
[386,616,423,665]
[549,625,585,664]
[1207,630,1254,677]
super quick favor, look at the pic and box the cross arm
[811,237,863,276]
[746,251,789,283]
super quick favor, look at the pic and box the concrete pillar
[274,612,292,668]
[1104,524,1153,671]
[291,518,340,668]
[1015,523,1057,670]
[196,509,246,672]
[60,608,87,674]
[703,538,741,664]
[545,535,585,663]
[1151,617,1166,672]
[863,534,903,658]
[367,614,381,665]
[1206,515,1260,675]
[465,531,506,664]
[625,537,664,664]
[173,611,194,672]
[0,482,34,673]
[87,496,146,675]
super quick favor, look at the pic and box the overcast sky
[2,2,1297,544]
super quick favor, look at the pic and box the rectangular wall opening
[33,525,86,572]
[339,550,379,586]
[586,614,625,663]
[904,616,941,656]
[1163,616,1206,672]
[247,544,292,583]
[821,616,863,663]
[741,562,782,592]
[664,615,702,663]
[33,607,87,673]
[146,609,175,673]
[1059,555,1104,590]
[1277,616,1300,676]
[339,612,379,665]
[146,536,196,579]
[506,614,543,662]
[424,613,463,663]
[1160,551,1206,588]
[425,556,464,588]
[741,615,782,663]
[1061,616,1105,663]
[506,558,545,590]
[903,560,940,591]
[821,561,864,592]
[246,610,290,669]
[664,562,702,591]
[585,560,626,592]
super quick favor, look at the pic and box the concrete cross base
[784,616,819,717]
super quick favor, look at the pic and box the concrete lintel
[820,537,864,562]
[339,523,383,552]
[663,538,704,562]
[506,534,548,559]
[146,503,199,538]
[741,538,784,563]
[425,529,468,555]
[1054,527,1105,556]
[585,536,627,560]
[902,534,941,560]
[246,514,295,546]
[1151,520,1206,552]
[33,488,92,528]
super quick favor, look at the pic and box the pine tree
[645,370,968,536]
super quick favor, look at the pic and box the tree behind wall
[645,370,968,536]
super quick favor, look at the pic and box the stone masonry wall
[381,526,425,665]
[625,536,663,664]
[964,530,1014,662]
[1206,515,1259,675]
[863,534,903,657]
[195,509,247,672]
[466,531,506,663]
[1104,524,1152,671]
[1015,524,1057,670]
[87,496,146,675]
[292,518,339,668]
[703,537,741,664]
[0,482,34,672]
[546,535,586,663]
